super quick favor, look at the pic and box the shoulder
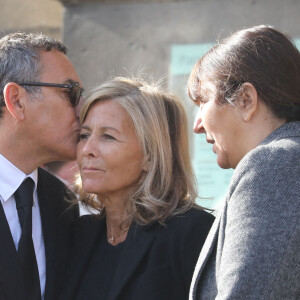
[74,214,104,228]
[165,207,214,230]
[37,167,79,217]
[67,214,105,255]
[148,207,214,245]
[225,126,300,221]
[242,123,299,169]
[140,208,214,288]
[253,134,299,165]
[38,167,75,200]
[231,129,300,193]
[242,141,298,172]
[72,214,105,235]
[38,167,70,192]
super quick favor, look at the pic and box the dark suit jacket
[59,207,214,300]
[0,167,79,300]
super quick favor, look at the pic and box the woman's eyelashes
[102,133,116,141]
[78,132,116,141]
[78,132,90,141]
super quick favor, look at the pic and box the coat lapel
[37,173,59,300]
[189,205,223,300]
[0,202,23,299]
[107,223,156,300]
[63,216,105,299]
[37,168,77,300]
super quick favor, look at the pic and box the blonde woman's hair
[76,77,199,225]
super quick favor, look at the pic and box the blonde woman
[59,77,214,300]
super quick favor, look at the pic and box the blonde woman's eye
[79,133,89,140]
[103,134,116,141]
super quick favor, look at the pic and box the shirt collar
[0,154,38,204]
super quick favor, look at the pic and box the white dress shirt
[0,154,46,298]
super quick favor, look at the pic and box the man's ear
[238,82,258,122]
[3,83,27,120]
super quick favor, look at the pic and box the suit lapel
[0,202,23,299]
[190,205,223,300]
[37,169,76,300]
[63,216,105,299]
[37,173,59,300]
[108,223,155,300]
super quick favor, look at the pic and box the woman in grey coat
[188,25,300,299]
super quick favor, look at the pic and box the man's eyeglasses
[18,82,85,107]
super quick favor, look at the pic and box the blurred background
[1,0,299,209]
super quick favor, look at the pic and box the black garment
[59,208,215,300]
[15,178,41,300]
[76,231,126,299]
[0,168,79,300]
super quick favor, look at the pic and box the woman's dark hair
[188,25,300,122]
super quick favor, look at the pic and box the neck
[0,117,70,174]
[236,110,286,168]
[0,140,40,175]
[249,114,285,148]
[105,206,130,230]
[103,195,132,245]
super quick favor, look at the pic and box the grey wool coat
[189,121,300,300]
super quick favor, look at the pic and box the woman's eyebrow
[81,125,120,134]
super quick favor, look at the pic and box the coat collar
[261,121,300,146]
[107,223,156,300]
[65,217,156,300]
[37,168,76,300]
[189,202,224,300]
[60,215,105,299]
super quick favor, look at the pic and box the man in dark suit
[0,33,83,300]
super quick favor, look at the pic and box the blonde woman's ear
[142,157,150,172]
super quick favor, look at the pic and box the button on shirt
[0,154,46,298]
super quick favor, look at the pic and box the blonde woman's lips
[82,167,105,173]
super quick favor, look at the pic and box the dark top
[76,229,126,299]
[59,207,214,300]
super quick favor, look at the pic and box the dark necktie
[14,178,41,300]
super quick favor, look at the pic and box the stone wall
[61,0,194,4]
[0,0,63,40]
[60,0,300,91]
[59,0,300,207]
